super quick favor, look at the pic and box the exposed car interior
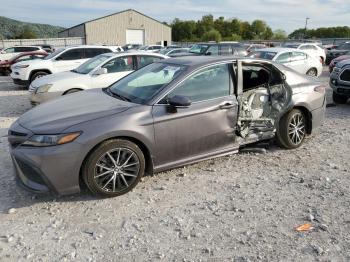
[238,63,291,142]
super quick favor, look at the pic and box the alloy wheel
[94,148,140,193]
[288,112,306,145]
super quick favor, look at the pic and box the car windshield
[159,49,171,55]
[189,44,209,54]
[336,43,350,50]
[108,62,187,104]
[284,44,299,48]
[44,48,65,60]
[73,54,110,74]
[248,51,277,60]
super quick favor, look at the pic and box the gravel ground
[0,69,349,262]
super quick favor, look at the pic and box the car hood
[335,58,350,69]
[329,50,349,55]
[332,55,350,63]
[13,59,51,68]
[171,52,201,57]
[18,88,133,134]
[31,71,87,88]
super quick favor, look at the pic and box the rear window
[248,51,277,60]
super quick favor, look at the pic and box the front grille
[340,69,350,82]
[16,158,46,185]
[337,88,350,94]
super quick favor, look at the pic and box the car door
[152,63,239,168]
[53,48,86,73]
[91,55,135,88]
[275,52,292,67]
[289,51,308,74]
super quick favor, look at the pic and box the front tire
[82,139,145,197]
[30,71,49,84]
[276,109,306,149]
[332,92,348,104]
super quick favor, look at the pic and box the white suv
[0,46,44,61]
[10,45,121,86]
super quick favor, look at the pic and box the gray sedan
[8,56,326,197]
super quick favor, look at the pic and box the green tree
[14,26,37,39]
[202,29,222,42]
[273,29,287,40]
[240,21,253,40]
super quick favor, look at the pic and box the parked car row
[29,52,167,105]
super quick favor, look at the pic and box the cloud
[0,0,349,32]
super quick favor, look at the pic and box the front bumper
[330,78,350,97]
[10,143,85,196]
[8,121,86,195]
[13,78,29,86]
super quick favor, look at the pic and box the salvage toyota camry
[8,56,326,197]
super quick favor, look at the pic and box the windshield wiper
[107,88,132,102]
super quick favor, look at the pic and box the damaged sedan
[8,56,326,197]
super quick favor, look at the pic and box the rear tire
[82,139,145,197]
[30,71,49,84]
[306,68,317,77]
[332,92,348,104]
[276,109,306,149]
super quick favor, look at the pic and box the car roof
[257,47,304,53]
[103,51,168,58]
[161,55,296,69]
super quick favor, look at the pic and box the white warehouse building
[58,9,172,46]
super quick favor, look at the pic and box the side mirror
[93,68,108,76]
[282,74,286,80]
[168,95,191,108]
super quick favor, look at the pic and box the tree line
[170,15,287,42]
[289,26,350,39]
[170,15,350,42]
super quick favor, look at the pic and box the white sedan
[248,48,323,77]
[29,52,168,105]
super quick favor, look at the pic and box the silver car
[8,56,326,197]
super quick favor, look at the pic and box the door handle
[219,102,235,109]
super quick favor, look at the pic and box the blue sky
[0,0,349,32]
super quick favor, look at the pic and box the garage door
[126,29,145,45]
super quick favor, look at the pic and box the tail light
[314,85,326,93]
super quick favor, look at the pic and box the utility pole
[304,17,310,40]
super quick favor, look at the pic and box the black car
[326,42,350,65]
[171,42,247,57]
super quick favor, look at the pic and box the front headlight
[22,132,81,147]
[13,64,29,69]
[36,84,53,93]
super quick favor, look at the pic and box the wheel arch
[292,105,312,134]
[29,69,52,81]
[63,87,84,95]
[79,135,154,189]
